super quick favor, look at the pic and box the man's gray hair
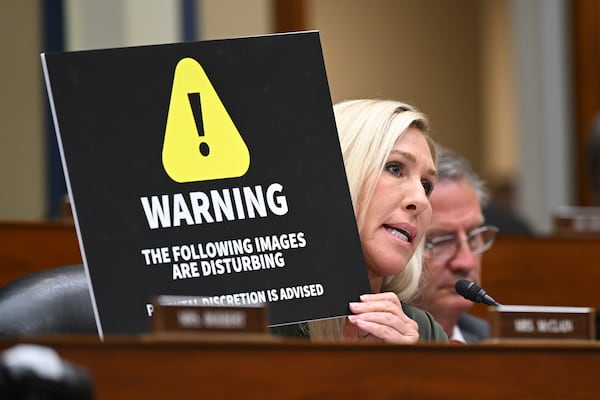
[435,144,490,207]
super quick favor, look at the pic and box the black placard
[42,31,370,336]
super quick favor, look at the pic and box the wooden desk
[1,336,599,399]
[0,221,81,286]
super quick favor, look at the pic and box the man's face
[417,179,484,319]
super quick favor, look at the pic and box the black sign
[42,31,370,336]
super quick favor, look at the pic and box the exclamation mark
[188,92,210,156]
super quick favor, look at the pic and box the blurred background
[1,0,598,235]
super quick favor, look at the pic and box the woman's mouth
[385,225,412,242]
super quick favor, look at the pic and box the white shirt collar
[450,325,466,343]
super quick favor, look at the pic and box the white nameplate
[489,305,596,340]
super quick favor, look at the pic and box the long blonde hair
[308,99,435,341]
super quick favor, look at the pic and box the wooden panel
[470,235,600,319]
[0,221,81,286]
[0,336,599,399]
[572,0,600,205]
[273,0,305,33]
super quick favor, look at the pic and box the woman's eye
[385,162,404,177]
[422,180,434,196]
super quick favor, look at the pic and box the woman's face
[360,126,436,288]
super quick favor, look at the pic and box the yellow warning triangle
[162,57,250,183]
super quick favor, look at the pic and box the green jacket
[401,302,448,342]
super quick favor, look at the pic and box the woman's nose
[403,180,429,213]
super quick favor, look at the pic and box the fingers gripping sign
[345,292,419,344]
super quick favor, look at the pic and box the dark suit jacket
[457,313,489,343]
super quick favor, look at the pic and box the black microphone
[455,279,500,306]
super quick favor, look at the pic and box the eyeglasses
[425,225,499,261]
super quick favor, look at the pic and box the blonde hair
[308,99,435,341]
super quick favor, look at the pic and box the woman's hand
[343,292,419,344]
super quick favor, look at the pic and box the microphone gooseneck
[454,279,500,306]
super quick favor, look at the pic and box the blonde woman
[275,99,447,343]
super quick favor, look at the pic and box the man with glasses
[412,145,498,343]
